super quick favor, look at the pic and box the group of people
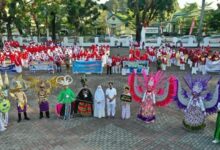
[0,70,220,144]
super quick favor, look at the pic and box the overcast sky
[96,0,218,9]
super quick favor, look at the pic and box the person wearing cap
[94,85,105,118]
[120,86,132,120]
[10,81,30,123]
[105,82,117,118]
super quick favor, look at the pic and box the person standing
[106,82,117,118]
[107,56,112,75]
[64,54,71,73]
[94,85,105,118]
[120,86,132,120]
[213,102,220,143]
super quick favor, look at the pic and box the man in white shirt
[105,82,117,118]
[107,56,112,75]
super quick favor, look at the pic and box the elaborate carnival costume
[26,76,57,119]
[128,71,177,123]
[0,73,10,132]
[213,102,220,143]
[75,76,93,116]
[56,75,76,120]
[176,75,220,131]
[10,76,30,123]
[120,86,132,119]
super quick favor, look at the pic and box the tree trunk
[6,19,12,41]
[197,0,205,47]
[51,12,56,42]
[135,0,141,43]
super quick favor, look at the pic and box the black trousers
[107,66,112,75]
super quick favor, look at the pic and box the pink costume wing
[155,75,177,107]
[128,72,145,103]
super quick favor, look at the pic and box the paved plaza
[0,48,220,150]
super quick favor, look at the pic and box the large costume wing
[128,72,145,103]
[155,75,177,107]
[204,82,220,114]
[175,79,190,109]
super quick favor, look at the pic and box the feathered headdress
[128,70,177,106]
[56,75,73,86]
[183,74,211,95]
[80,74,87,87]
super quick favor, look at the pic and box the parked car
[209,35,220,44]
[178,35,197,43]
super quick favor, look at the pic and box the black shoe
[40,112,43,119]
[17,113,21,123]
[24,112,30,120]
[46,111,50,118]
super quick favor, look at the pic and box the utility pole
[197,0,205,47]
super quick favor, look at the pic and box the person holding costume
[94,85,105,118]
[213,102,220,143]
[120,86,132,120]
[0,72,10,132]
[176,75,220,131]
[75,76,93,117]
[128,71,177,123]
[56,75,76,120]
[10,81,30,123]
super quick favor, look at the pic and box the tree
[128,0,178,42]
[66,0,102,35]
[197,0,205,47]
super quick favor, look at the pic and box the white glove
[66,95,69,98]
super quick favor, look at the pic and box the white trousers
[107,102,116,117]
[0,112,8,131]
[121,104,130,119]
[180,64,185,70]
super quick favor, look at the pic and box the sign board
[72,60,103,74]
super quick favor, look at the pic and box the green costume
[57,88,76,104]
[214,111,220,141]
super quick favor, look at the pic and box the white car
[179,35,197,44]
[209,35,220,44]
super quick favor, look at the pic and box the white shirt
[106,88,117,104]
[107,58,112,66]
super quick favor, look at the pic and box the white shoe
[212,140,219,144]
[0,128,6,132]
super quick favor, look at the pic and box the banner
[72,60,103,73]
[205,59,220,72]
[189,18,195,35]
[29,61,54,71]
[123,61,148,73]
[0,64,16,72]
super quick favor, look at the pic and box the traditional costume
[0,73,10,132]
[120,86,132,119]
[10,80,30,123]
[75,76,93,117]
[94,85,105,118]
[213,102,220,143]
[176,75,220,131]
[128,71,177,123]
[56,75,76,120]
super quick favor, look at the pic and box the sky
[96,0,219,10]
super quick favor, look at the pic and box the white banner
[205,59,220,72]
